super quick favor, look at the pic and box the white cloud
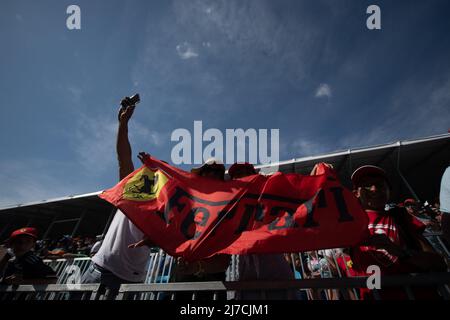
[130,0,325,117]
[176,42,199,59]
[315,83,332,99]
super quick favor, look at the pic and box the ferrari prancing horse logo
[123,167,169,201]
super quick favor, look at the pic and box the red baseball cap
[403,198,417,206]
[228,162,257,178]
[191,158,225,176]
[351,165,387,188]
[9,227,38,241]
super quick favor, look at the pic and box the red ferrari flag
[99,155,368,261]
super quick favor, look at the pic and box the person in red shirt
[350,165,446,299]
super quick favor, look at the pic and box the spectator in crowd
[1,228,57,285]
[431,197,442,218]
[89,235,103,257]
[228,162,296,300]
[169,158,231,300]
[398,199,440,254]
[47,238,69,257]
[34,236,97,258]
[297,249,351,300]
[403,198,441,232]
[440,165,450,244]
[322,249,360,300]
[304,251,333,300]
[58,237,91,258]
[284,252,306,280]
[227,162,257,180]
[34,239,50,258]
[130,157,234,300]
[350,165,447,299]
[79,97,152,299]
[331,248,359,279]
[76,237,94,256]
[0,245,12,278]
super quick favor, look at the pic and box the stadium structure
[0,133,449,300]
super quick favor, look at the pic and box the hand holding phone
[120,93,140,108]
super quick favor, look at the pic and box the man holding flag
[100,149,370,263]
[80,97,151,299]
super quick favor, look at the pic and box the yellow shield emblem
[123,167,169,201]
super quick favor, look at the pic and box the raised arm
[117,99,136,180]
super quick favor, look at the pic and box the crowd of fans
[0,96,448,300]
[34,235,102,259]
[2,164,447,299]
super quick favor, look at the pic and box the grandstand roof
[257,133,450,203]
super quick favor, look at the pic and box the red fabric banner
[99,155,369,261]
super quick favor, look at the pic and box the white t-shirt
[92,209,150,282]
[89,240,103,256]
[440,166,450,213]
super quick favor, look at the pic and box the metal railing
[42,251,240,286]
[423,232,450,258]
[44,257,92,285]
[115,272,450,301]
[0,284,101,301]
[1,273,449,301]
[31,231,449,301]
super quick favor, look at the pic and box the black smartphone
[129,93,140,105]
[121,93,140,107]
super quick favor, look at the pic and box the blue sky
[1,0,449,206]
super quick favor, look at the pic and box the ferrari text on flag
[99,155,369,261]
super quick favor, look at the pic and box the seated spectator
[1,228,57,285]
[350,165,447,299]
